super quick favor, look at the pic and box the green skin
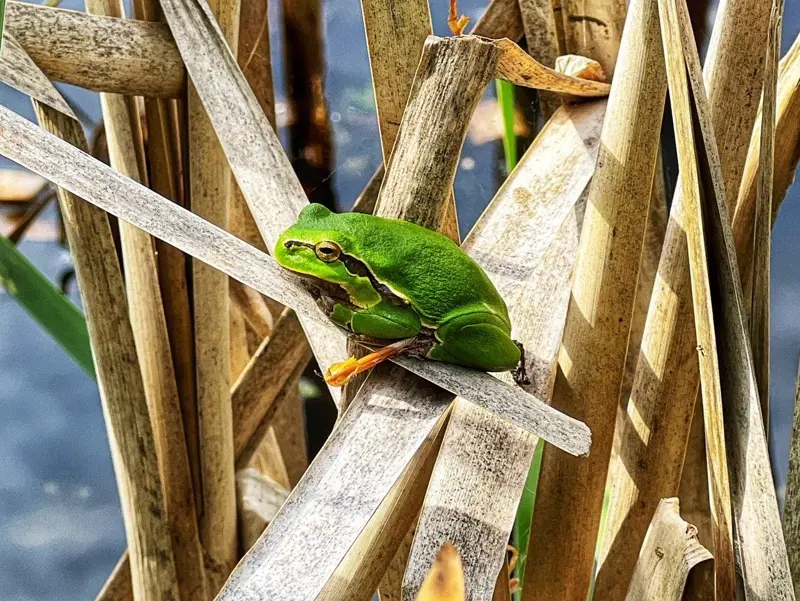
[274,204,520,373]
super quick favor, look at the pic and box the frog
[274,203,527,386]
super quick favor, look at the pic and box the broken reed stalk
[623,499,712,601]
[672,0,794,593]
[559,0,626,78]
[361,0,460,242]
[516,0,563,120]
[4,1,183,97]
[405,99,605,601]
[522,0,666,596]
[32,102,179,601]
[375,36,498,233]
[748,0,784,436]
[132,0,201,520]
[188,0,240,587]
[658,1,736,595]
[595,0,774,595]
[786,358,800,594]
[86,2,208,600]
[281,0,335,207]
[229,280,273,339]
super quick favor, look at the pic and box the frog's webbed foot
[512,340,531,386]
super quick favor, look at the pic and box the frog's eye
[314,241,341,263]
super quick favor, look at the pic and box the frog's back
[335,211,510,328]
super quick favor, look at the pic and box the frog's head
[275,204,381,307]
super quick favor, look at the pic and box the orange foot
[448,0,470,36]
[325,337,418,387]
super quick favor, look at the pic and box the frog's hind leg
[428,313,521,373]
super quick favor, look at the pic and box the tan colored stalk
[749,0,784,436]
[595,0,775,595]
[4,1,183,97]
[522,0,666,597]
[559,0,626,78]
[189,0,240,587]
[31,101,179,601]
[408,99,606,601]
[360,0,459,241]
[658,1,735,595]
[131,0,200,518]
[785,358,800,594]
[623,499,712,601]
[378,520,419,601]
[517,0,563,120]
[85,3,208,600]
[0,169,45,202]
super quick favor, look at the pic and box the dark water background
[0,1,799,599]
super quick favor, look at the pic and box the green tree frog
[274,204,526,385]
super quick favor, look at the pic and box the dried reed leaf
[85,1,209,598]
[658,1,736,596]
[0,106,591,448]
[229,279,273,339]
[595,0,774,595]
[493,38,611,97]
[31,100,179,601]
[0,33,75,118]
[415,543,466,601]
[5,1,184,97]
[555,55,607,81]
[671,0,794,595]
[406,100,605,601]
[624,499,712,601]
[748,0,784,435]
[523,0,666,595]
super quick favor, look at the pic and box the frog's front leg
[330,299,422,340]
